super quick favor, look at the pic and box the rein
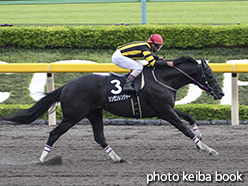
[152,65,209,92]
[152,67,177,92]
[173,66,209,91]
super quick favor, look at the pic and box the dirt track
[1,124,248,186]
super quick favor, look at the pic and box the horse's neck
[174,64,198,89]
[144,65,198,90]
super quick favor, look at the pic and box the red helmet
[147,34,164,45]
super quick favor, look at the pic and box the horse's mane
[144,55,198,69]
[172,56,198,66]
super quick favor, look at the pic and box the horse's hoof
[209,150,218,155]
[120,159,131,163]
[120,159,127,163]
[40,156,63,166]
[195,145,201,152]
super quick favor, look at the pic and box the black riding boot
[123,78,135,92]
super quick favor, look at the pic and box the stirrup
[123,85,135,92]
[123,81,135,92]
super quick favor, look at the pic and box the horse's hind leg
[87,108,125,163]
[40,105,90,162]
[40,118,80,162]
[174,109,202,140]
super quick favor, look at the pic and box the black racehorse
[1,56,224,163]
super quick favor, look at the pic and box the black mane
[173,56,198,66]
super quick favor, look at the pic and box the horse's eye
[208,75,213,79]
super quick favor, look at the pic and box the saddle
[107,72,145,119]
[109,72,145,95]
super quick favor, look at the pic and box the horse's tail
[1,85,65,124]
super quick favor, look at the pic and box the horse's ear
[201,57,208,69]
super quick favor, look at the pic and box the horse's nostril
[220,92,225,97]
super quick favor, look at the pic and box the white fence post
[47,73,56,125]
[231,73,239,125]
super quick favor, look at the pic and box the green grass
[1,47,248,64]
[0,48,114,63]
[0,2,247,24]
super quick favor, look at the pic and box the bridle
[152,64,217,96]
[197,65,219,96]
[175,65,209,91]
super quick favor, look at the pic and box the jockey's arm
[143,51,174,67]
[154,56,174,67]
[154,61,174,68]
[157,56,174,67]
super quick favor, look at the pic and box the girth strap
[130,94,142,119]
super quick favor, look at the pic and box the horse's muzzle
[213,92,225,100]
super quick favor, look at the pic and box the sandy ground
[0,124,248,186]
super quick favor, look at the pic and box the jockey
[112,33,174,92]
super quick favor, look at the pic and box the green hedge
[1,104,248,121]
[0,25,248,49]
[176,104,248,121]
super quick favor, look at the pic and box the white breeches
[112,49,144,73]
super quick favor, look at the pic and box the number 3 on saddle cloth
[107,72,145,119]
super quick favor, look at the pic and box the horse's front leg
[174,109,202,140]
[192,136,218,155]
[158,110,218,155]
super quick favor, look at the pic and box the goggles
[156,44,163,52]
